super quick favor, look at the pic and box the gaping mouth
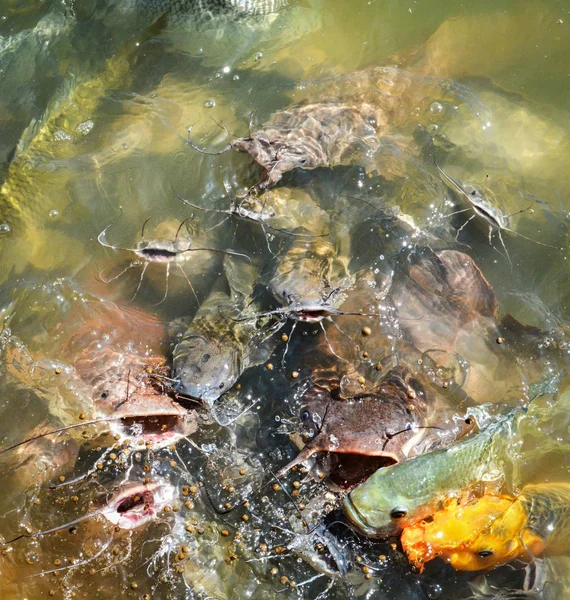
[112,413,190,447]
[323,452,396,490]
[292,308,333,322]
[104,483,167,530]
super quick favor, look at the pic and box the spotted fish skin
[172,256,275,405]
[229,103,386,193]
[139,0,290,19]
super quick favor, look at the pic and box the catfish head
[276,367,429,484]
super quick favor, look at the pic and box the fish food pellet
[272,483,281,492]
[281,334,289,342]
[357,375,365,385]
[220,529,230,537]
[497,337,505,344]
[280,576,289,585]
[407,389,416,399]
[362,326,372,336]
[375,363,383,371]
[266,363,274,370]
[291,371,299,379]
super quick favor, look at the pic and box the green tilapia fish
[343,408,523,537]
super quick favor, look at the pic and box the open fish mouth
[103,482,175,530]
[108,398,195,447]
[290,305,336,322]
[115,413,189,446]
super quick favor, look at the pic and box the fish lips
[102,481,175,530]
[342,494,399,538]
[107,397,194,448]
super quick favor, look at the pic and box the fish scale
[344,408,523,537]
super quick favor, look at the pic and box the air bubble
[48,209,59,219]
[0,223,11,234]
[427,584,443,599]
[204,100,215,108]
[253,52,263,62]
[429,102,443,114]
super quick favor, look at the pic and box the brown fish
[276,367,429,482]
[5,299,196,448]
[190,102,385,194]
[389,247,515,403]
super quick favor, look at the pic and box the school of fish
[0,1,569,599]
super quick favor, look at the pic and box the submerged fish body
[451,483,570,571]
[138,0,290,20]
[172,257,275,404]
[389,247,527,403]
[343,408,521,537]
[226,102,386,192]
[268,237,352,322]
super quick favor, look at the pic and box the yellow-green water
[0,0,569,598]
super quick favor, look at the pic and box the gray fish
[172,256,276,405]
[267,237,353,323]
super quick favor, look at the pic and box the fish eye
[101,390,109,399]
[301,410,311,422]
[477,550,494,558]
[390,506,408,520]
[299,158,308,165]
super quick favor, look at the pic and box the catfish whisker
[6,506,108,544]
[8,532,115,584]
[131,261,148,301]
[320,321,345,362]
[176,263,199,305]
[281,321,298,367]
[186,124,232,155]
[0,417,129,456]
[98,262,139,283]
[151,262,170,306]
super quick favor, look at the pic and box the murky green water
[0,1,570,598]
